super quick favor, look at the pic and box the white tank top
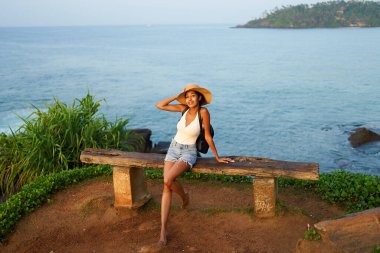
[174,110,201,145]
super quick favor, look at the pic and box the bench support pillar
[113,166,151,209]
[253,177,278,218]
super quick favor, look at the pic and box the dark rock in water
[151,141,170,154]
[349,127,380,148]
[122,129,152,152]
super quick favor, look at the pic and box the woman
[155,83,234,246]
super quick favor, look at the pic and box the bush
[0,92,142,196]
[279,170,380,213]
[316,171,380,212]
[0,165,112,241]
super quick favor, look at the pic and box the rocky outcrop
[123,129,171,154]
[122,129,152,152]
[296,207,380,253]
[151,141,170,154]
[348,127,380,148]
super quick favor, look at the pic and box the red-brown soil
[0,176,345,253]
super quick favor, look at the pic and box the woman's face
[185,90,200,108]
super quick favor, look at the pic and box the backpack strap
[198,107,203,129]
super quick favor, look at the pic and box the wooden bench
[80,148,319,218]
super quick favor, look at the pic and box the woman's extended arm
[200,108,234,164]
[156,95,187,112]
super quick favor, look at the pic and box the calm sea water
[0,25,380,175]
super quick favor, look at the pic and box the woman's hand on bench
[216,157,235,164]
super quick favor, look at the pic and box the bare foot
[157,239,167,247]
[182,192,189,209]
[158,232,167,246]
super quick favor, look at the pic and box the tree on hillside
[238,0,380,28]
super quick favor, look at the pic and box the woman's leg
[171,180,189,209]
[167,162,189,207]
[159,161,174,244]
[159,160,190,244]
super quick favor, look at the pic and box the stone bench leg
[253,177,278,218]
[112,166,151,209]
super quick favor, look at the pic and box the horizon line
[0,22,241,29]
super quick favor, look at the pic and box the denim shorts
[164,139,198,169]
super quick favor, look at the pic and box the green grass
[278,170,380,213]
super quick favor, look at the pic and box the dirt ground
[0,176,345,253]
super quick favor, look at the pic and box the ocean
[0,25,379,175]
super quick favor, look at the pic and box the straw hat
[176,84,212,105]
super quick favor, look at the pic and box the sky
[0,0,323,27]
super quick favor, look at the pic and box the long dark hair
[194,91,205,107]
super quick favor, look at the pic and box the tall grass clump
[0,92,142,196]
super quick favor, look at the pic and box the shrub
[0,92,142,195]
[316,170,380,212]
[279,170,380,213]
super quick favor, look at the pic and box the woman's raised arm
[156,95,187,112]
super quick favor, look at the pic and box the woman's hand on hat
[216,157,235,164]
[167,94,179,103]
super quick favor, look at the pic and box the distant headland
[236,0,380,28]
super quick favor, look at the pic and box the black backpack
[182,107,214,154]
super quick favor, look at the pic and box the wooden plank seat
[80,148,319,218]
